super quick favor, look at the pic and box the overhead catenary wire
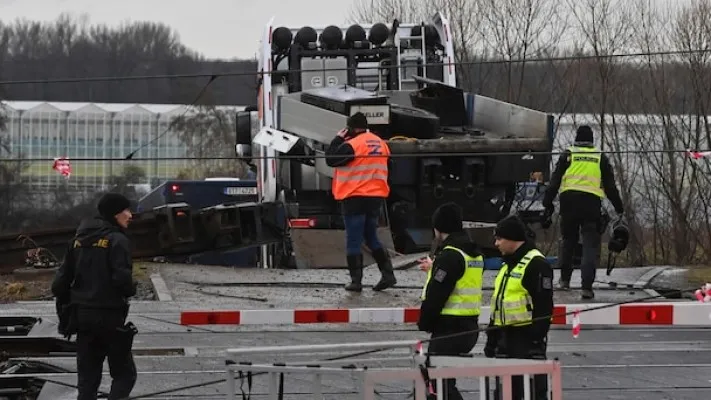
[3,148,711,163]
[0,48,706,163]
[0,48,709,87]
[124,75,218,160]
[119,285,705,400]
[3,43,707,400]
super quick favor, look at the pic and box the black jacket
[542,144,624,218]
[486,242,554,346]
[51,216,136,310]
[418,232,483,333]
[325,132,390,215]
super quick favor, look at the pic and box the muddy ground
[0,262,156,303]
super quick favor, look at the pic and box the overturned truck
[0,13,555,272]
[236,13,555,269]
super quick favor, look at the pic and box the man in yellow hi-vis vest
[484,215,554,400]
[417,202,484,400]
[543,125,624,300]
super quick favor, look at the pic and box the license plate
[224,186,257,195]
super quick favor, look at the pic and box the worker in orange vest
[326,112,397,292]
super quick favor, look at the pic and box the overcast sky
[0,0,353,59]
[0,0,692,60]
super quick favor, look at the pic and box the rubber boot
[371,248,397,291]
[345,254,363,292]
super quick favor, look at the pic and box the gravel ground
[0,263,157,302]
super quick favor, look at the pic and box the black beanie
[98,193,131,220]
[494,215,528,241]
[432,202,463,233]
[347,112,368,130]
[575,125,594,144]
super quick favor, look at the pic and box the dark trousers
[76,307,137,400]
[344,208,383,256]
[493,330,548,400]
[428,325,478,400]
[558,214,602,289]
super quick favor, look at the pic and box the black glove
[540,207,554,229]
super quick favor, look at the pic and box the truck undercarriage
[243,78,553,267]
[236,15,555,268]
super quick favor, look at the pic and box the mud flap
[289,227,396,268]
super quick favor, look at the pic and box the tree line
[0,11,706,114]
[0,14,257,105]
[350,0,711,266]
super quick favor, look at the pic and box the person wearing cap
[417,202,484,400]
[485,215,554,400]
[326,111,396,292]
[51,192,137,400]
[542,125,625,299]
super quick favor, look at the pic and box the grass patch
[0,262,157,303]
[133,262,151,281]
[0,275,53,303]
[685,265,711,287]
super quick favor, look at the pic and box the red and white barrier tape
[180,302,711,327]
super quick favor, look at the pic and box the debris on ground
[132,263,157,301]
[0,262,157,302]
[0,277,52,302]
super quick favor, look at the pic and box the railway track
[4,365,710,399]
[3,325,711,399]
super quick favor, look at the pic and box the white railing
[224,340,563,399]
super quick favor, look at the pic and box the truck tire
[389,105,440,139]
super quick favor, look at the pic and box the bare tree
[562,0,651,264]
[424,0,485,89]
[172,106,248,180]
[612,0,711,264]
[478,0,567,103]
[565,0,634,146]
[669,0,711,262]
[348,0,425,23]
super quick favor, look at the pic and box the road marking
[150,273,173,301]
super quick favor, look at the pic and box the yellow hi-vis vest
[421,246,484,316]
[490,248,545,327]
[561,146,604,198]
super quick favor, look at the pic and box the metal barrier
[224,341,563,399]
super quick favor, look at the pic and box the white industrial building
[2,100,704,194]
[0,101,243,191]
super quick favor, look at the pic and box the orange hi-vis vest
[332,131,391,201]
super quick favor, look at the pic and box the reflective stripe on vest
[332,131,390,200]
[421,245,484,317]
[561,146,604,198]
[490,248,545,327]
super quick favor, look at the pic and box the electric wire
[0,48,705,163]
[6,286,700,399]
[124,75,218,160]
[3,43,708,400]
[0,48,709,86]
[119,285,704,400]
[3,148,711,163]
